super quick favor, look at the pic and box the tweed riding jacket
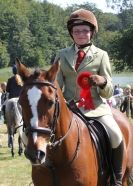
[56,44,113,117]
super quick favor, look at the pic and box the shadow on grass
[0,145,24,161]
[0,155,14,161]
[0,148,15,161]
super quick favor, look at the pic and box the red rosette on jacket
[77,71,95,110]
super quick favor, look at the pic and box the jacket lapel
[78,45,98,70]
[64,44,76,70]
[63,44,98,71]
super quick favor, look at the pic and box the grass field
[0,123,33,186]
[0,67,12,83]
[0,65,133,84]
[0,65,51,83]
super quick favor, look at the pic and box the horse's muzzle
[24,148,45,165]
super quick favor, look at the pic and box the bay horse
[16,58,133,186]
[5,97,23,157]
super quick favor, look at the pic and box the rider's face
[71,25,93,46]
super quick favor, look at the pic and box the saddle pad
[67,100,115,183]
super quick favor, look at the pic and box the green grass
[0,65,133,83]
[0,124,33,186]
[112,72,133,77]
[0,67,12,83]
[0,64,51,83]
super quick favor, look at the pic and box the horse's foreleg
[10,135,14,157]
[8,134,12,148]
[7,124,14,157]
[18,135,23,156]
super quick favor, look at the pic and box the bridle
[22,79,59,137]
[22,79,81,186]
[22,79,73,147]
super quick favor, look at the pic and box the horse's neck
[57,90,72,135]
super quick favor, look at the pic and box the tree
[0,0,132,70]
[106,0,133,12]
[0,42,10,68]
[0,0,31,65]
[110,25,133,72]
[118,8,133,30]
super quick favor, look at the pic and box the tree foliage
[110,25,133,72]
[0,42,10,68]
[106,0,133,12]
[0,0,132,72]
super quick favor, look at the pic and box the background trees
[0,0,133,72]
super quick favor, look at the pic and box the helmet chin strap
[77,42,92,49]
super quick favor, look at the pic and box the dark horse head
[16,58,62,165]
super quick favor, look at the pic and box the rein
[24,80,78,148]
[23,79,81,186]
[14,124,23,134]
[24,78,81,149]
[23,80,73,149]
[14,117,23,134]
[45,115,81,186]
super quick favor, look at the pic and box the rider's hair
[15,74,23,86]
[12,64,23,86]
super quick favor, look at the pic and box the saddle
[68,100,115,184]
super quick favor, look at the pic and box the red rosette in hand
[77,72,95,110]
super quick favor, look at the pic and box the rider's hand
[89,75,107,88]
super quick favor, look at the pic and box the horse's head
[16,58,60,165]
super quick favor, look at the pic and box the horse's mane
[33,68,46,78]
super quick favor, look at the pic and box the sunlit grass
[0,67,12,83]
[0,64,51,83]
[0,123,33,186]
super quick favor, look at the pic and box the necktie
[75,50,86,71]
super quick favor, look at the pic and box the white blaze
[27,86,42,143]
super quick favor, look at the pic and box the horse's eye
[48,100,54,107]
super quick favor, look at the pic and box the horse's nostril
[24,149,31,160]
[36,150,45,161]
[24,149,36,162]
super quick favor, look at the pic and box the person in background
[6,64,23,99]
[55,8,123,186]
[117,84,123,96]
[6,65,23,147]
[0,86,2,121]
[113,84,124,109]
[113,85,120,95]
[120,84,133,118]
[1,82,8,124]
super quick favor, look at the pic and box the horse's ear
[15,58,31,81]
[46,58,60,82]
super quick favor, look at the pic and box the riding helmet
[67,8,98,35]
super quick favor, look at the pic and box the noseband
[23,80,60,141]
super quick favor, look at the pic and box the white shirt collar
[74,44,91,54]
